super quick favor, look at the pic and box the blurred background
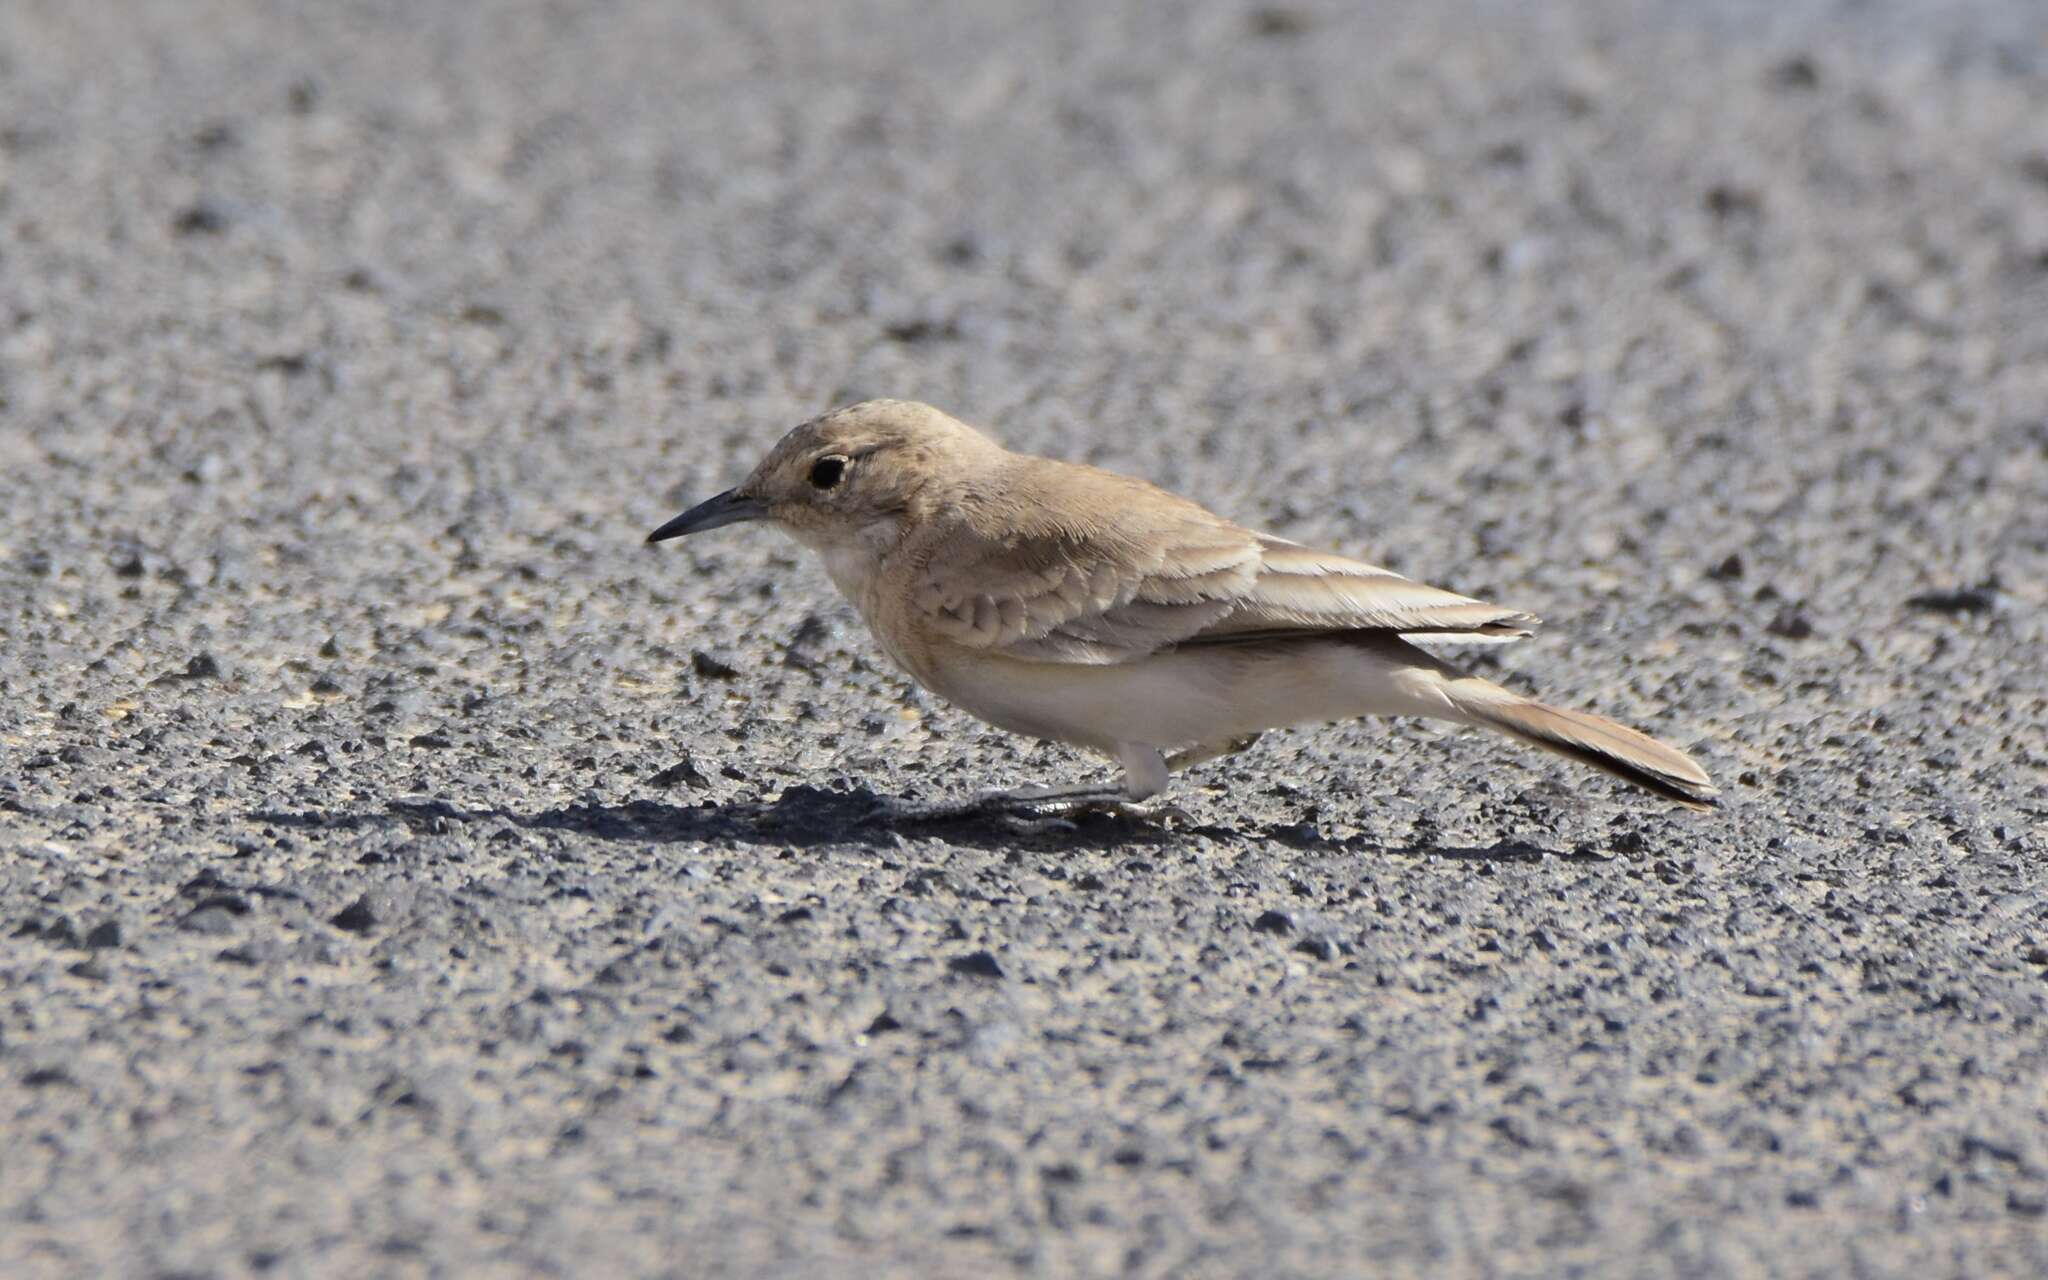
[2,1,2044,1276]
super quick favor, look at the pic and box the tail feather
[1456,695,1719,809]
[1328,633,1719,809]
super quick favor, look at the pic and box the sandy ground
[2,1,2045,1275]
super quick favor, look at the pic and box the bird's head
[646,399,1002,552]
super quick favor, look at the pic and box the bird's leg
[1165,732,1264,774]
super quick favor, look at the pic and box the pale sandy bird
[648,400,1716,818]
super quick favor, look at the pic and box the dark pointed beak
[645,489,768,543]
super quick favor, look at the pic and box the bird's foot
[863,783,1185,830]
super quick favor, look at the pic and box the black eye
[808,456,847,490]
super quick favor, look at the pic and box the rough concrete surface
[2,1,2045,1276]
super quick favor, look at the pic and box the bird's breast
[809,539,938,683]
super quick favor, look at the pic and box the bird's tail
[1367,637,1718,809]
[1452,691,1719,809]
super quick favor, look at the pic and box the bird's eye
[809,456,848,490]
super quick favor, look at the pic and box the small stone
[691,651,739,680]
[330,896,380,934]
[173,202,228,235]
[181,869,234,894]
[1906,582,2000,615]
[163,652,222,682]
[1294,936,1344,962]
[1766,607,1814,640]
[83,919,122,949]
[1707,553,1744,580]
[180,908,242,936]
[1704,184,1763,219]
[947,950,1005,979]
[1251,910,1295,935]
[1248,6,1311,37]
[181,894,249,934]
[882,318,959,345]
[1771,55,1821,90]
[648,756,708,789]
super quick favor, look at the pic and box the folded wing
[908,472,1535,665]
[1195,535,1536,644]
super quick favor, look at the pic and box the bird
[647,399,1717,820]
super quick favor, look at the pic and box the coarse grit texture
[2,1,2044,1277]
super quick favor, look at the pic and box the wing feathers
[1208,536,1537,640]
[909,482,1535,664]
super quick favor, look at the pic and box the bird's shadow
[1257,822,1588,864]
[257,783,1180,854]
[254,784,1592,863]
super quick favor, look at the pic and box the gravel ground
[3,1,2046,1276]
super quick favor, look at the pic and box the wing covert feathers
[907,467,1536,664]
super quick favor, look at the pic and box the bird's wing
[908,478,1535,666]
[905,489,1262,664]
[1187,535,1537,645]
